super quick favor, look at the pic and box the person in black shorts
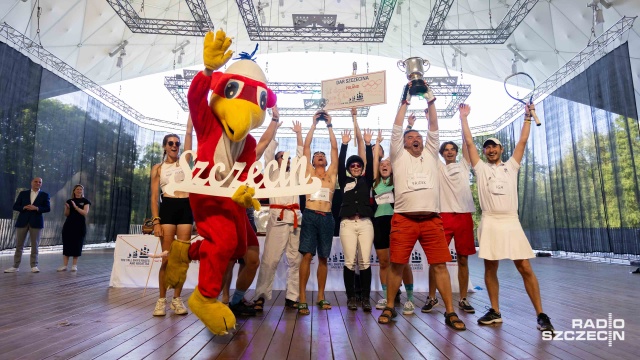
[372,130,415,314]
[149,117,194,317]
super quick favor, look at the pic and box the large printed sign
[321,71,386,111]
[110,235,473,293]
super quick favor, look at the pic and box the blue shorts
[299,209,335,258]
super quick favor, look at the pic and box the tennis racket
[504,72,541,126]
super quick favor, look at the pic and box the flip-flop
[297,302,310,315]
[316,299,332,310]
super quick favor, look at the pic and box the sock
[405,284,414,302]
[230,289,246,306]
[382,284,387,299]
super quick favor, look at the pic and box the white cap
[483,137,502,147]
[225,60,267,83]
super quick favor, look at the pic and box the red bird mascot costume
[170,29,275,335]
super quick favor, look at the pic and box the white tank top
[159,162,186,194]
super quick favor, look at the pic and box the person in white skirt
[252,121,304,311]
[459,103,554,332]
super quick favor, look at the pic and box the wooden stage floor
[0,248,638,359]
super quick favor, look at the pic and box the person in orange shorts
[377,82,466,331]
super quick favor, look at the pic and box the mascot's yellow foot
[189,287,237,335]
[165,239,191,289]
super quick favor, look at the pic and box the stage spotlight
[177,49,185,65]
[511,58,518,74]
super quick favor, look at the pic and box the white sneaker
[376,298,388,310]
[57,265,67,272]
[71,265,77,272]
[403,300,415,315]
[31,267,40,273]
[170,297,188,315]
[153,298,167,316]
[4,267,19,273]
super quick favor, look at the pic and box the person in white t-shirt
[459,103,554,333]
[252,121,304,311]
[423,128,477,315]
[377,82,466,331]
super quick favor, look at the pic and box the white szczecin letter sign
[164,151,322,198]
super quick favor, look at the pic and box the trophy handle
[423,59,431,73]
[397,60,406,71]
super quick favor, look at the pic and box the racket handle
[530,110,542,126]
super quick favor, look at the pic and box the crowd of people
[3,80,554,334]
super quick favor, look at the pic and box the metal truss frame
[423,0,540,45]
[277,107,370,117]
[488,16,636,134]
[236,0,398,42]
[165,73,468,119]
[106,0,213,36]
[0,23,183,131]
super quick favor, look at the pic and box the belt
[400,212,439,221]
[270,204,300,229]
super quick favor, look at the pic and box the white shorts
[477,213,534,260]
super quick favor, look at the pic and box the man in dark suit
[4,178,50,273]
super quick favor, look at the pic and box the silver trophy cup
[397,57,431,96]
[316,98,329,121]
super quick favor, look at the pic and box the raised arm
[373,130,383,181]
[338,129,351,188]
[391,84,411,161]
[256,106,281,160]
[365,134,374,186]
[425,87,438,132]
[184,115,193,163]
[459,104,480,167]
[303,114,318,168]
[513,103,533,164]
[352,108,366,162]
[292,120,304,157]
[327,113,339,176]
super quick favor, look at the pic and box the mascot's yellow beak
[211,95,266,142]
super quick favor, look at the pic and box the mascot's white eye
[224,80,245,99]
[256,86,267,110]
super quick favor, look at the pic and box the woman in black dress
[58,184,91,272]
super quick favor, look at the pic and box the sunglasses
[350,163,362,169]
[167,141,181,147]
[313,151,326,157]
[276,155,291,160]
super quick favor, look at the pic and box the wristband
[326,124,333,128]
[406,125,412,130]
[272,117,279,122]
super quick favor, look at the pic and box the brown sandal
[445,312,466,331]
[378,307,397,324]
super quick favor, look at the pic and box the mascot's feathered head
[208,45,277,142]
